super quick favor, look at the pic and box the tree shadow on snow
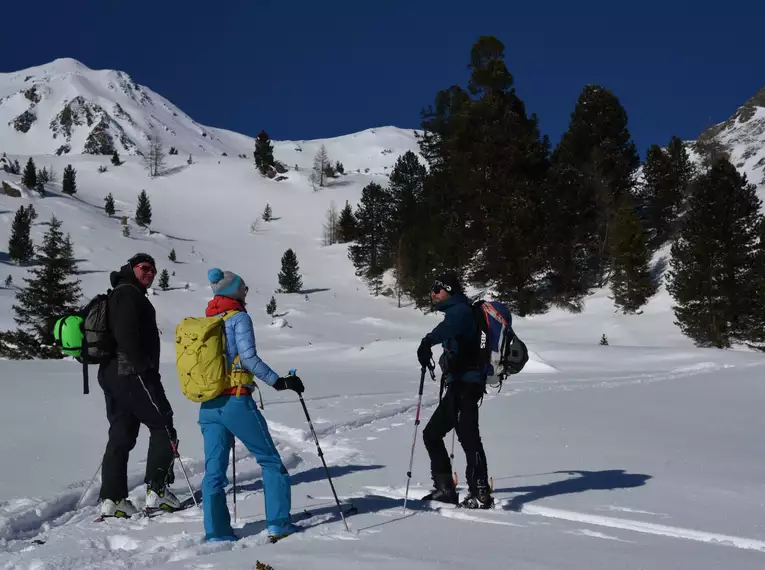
[161,164,190,177]
[299,288,331,295]
[496,469,652,512]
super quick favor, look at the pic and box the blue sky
[1,0,763,155]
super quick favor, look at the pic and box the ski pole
[138,374,200,509]
[290,371,350,532]
[75,459,103,511]
[403,364,434,513]
[232,436,237,523]
[450,430,457,486]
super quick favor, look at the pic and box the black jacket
[102,264,161,378]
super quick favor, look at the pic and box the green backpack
[53,283,139,394]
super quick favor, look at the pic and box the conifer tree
[348,182,394,295]
[104,193,116,217]
[639,144,675,245]
[122,224,131,238]
[262,203,273,222]
[338,200,357,243]
[37,167,49,185]
[11,159,21,175]
[266,296,277,317]
[609,195,656,313]
[543,164,598,310]
[13,216,81,354]
[418,36,551,314]
[254,130,275,176]
[553,85,640,286]
[4,275,12,288]
[22,157,37,189]
[639,136,694,247]
[111,150,122,166]
[8,206,35,265]
[667,158,765,348]
[62,164,77,195]
[168,248,177,262]
[158,269,170,291]
[26,204,37,223]
[135,190,152,227]
[278,249,303,293]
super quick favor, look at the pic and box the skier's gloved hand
[274,375,305,394]
[417,339,432,369]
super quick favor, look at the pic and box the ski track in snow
[1,359,762,567]
[518,503,765,553]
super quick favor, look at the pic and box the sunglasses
[137,264,157,275]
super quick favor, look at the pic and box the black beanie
[128,253,156,268]
[433,272,462,295]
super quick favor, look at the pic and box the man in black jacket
[98,253,180,517]
[417,273,493,509]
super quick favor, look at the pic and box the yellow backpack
[175,311,253,403]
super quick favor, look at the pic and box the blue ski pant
[199,394,292,539]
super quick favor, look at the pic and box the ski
[95,495,198,522]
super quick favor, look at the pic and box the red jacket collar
[206,296,245,317]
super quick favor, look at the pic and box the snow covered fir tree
[0,216,81,359]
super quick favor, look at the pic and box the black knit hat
[128,253,156,268]
[432,272,462,295]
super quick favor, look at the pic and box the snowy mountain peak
[695,86,765,188]
[0,59,254,158]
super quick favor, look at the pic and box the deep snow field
[1,128,764,570]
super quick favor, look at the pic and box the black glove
[417,339,432,369]
[273,375,305,394]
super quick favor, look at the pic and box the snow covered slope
[0,61,764,569]
[0,58,255,157]
[695,87,765,190]
[0,135,763,569]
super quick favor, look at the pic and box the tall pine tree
[22,158,37,189]
[667,158,765,348]
[553,85,640,287]
[417,36,551,314]
[609,195,656,313]
[8,206,35,265]
[387,151,426,304]
[338,201,357,243]
[136,190,152,227]
[348,182,394,295]
[111,150,122,166]
[278,249,303,293]
[13,216,81,356]
[639,136,694,247]
[62,164,77,195]
[254,130,275,176]
[543,164,598,311]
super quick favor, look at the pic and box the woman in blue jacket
[201,268,305,542]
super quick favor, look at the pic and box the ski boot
[421,473,459,505]
[146,482,181,512]
[267,522,300,544]
[460,481,494,510]
[100,498,138,518]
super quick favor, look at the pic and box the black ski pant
[422,380,488,494]
[98,370,177,501]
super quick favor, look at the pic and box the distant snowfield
[1,126,765,569]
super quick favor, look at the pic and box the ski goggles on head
[431,280,452,294]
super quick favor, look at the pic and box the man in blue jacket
[417,272,493,509]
